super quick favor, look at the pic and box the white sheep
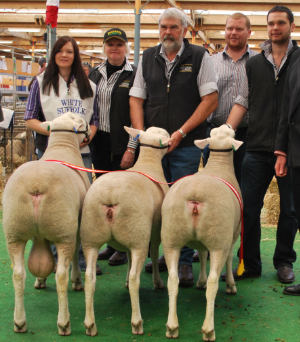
[2,112,91,336]
[161,124,243,341]
[81,126,172,337]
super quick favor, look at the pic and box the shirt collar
[159,41,185,61]
[222,44,251,59]
[97,58,133,73]
[260,38,294,56]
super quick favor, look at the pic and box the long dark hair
[42,36,94,99]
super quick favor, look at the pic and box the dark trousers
[290,167,300,231]
[203,124,247,186]
[92,130,124,177]
[241,151,297,273]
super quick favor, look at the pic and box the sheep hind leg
[71,236,84,291]
[125,250,131,289]
[202,250,228,342]
[8,241,27,333]
[196,250,208,290]
[129,249,148,335]
[56,242,74,336]
[150,238,164,289]
[84,247,99,336]
[164,247,180,339]
[225,243,237,295]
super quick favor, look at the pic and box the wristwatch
[178,128,187,138]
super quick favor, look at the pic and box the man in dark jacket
[224,5,298,283]
[275,47,300,295]
[129,8,218,287]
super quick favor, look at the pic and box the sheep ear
[194,138,210,149]
[124,126,143,138]
[230,138,243,151]
[160,137,173,145]
[73,122,84,132]
[40,121,51,131]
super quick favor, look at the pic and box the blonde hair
[226,12,251,30]
[102,41,131,59]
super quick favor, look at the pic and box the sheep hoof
[196,282,207,290]
[202,330,216,341]
[154,279,164,289]
[58,321,71,336]
[226,285,237,295]
[132,320,143,335]
[85,322,98,336]
[166,325,179,339]
[34,277,47,289]
[14,321,27,333]
[72,278,84,291]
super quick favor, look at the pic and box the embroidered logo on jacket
[180,64,193,72]
[119,80,130,88]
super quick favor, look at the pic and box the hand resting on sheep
[2,112,91,336]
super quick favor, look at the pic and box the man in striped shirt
[204,13,258,185]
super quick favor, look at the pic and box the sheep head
[124,126,173,152]
[194,124,243,151]
[40,112,91,143]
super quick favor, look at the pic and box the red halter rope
[45,159,244,274]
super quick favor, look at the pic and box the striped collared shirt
[96,58,137,150]
[235,38,294,109]
[207,45,258,127]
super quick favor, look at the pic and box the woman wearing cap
[89,28,137,266]
[24,36,102,274]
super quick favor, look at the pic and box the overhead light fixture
[29,49,46,52]
[248,44,256,48]
[140,30,159,33]
[85,49,102,53]
[69,29,102,33]
[23,56,32,59]
[0,49,11,52]
[128,42,132,45]
[76,41,80,45]
[291,32,300,36]
[0,41,13,44]
[8,28,41,32]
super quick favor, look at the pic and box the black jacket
[89,63,137,155]
[142,39,207,148]
[246,40,299,153]
[275,47,300,167]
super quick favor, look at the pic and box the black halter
[209,148,233,152]
[51,122,90,142]
[139,143,168,149]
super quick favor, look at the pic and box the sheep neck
[134,147,165,173]
[205,151,235,173]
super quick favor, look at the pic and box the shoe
[145,255,168,273]
[221,267,261,281]
[98,246,116,260]
[277,266,295,284]
[96,263,102,275]
[193,251,199,262]
[283,283,300,296]
[108,251,128,266]
[178,265,194,287]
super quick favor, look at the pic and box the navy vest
[142,39,207,148]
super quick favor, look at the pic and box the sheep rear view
[2,112,91,336]
[161,124,243,341]
[80,126,172,337]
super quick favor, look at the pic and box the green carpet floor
[1,210,300,342]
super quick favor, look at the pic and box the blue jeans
[203,123,247,186]
[241,151,298,273]
[162,146,202,266]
